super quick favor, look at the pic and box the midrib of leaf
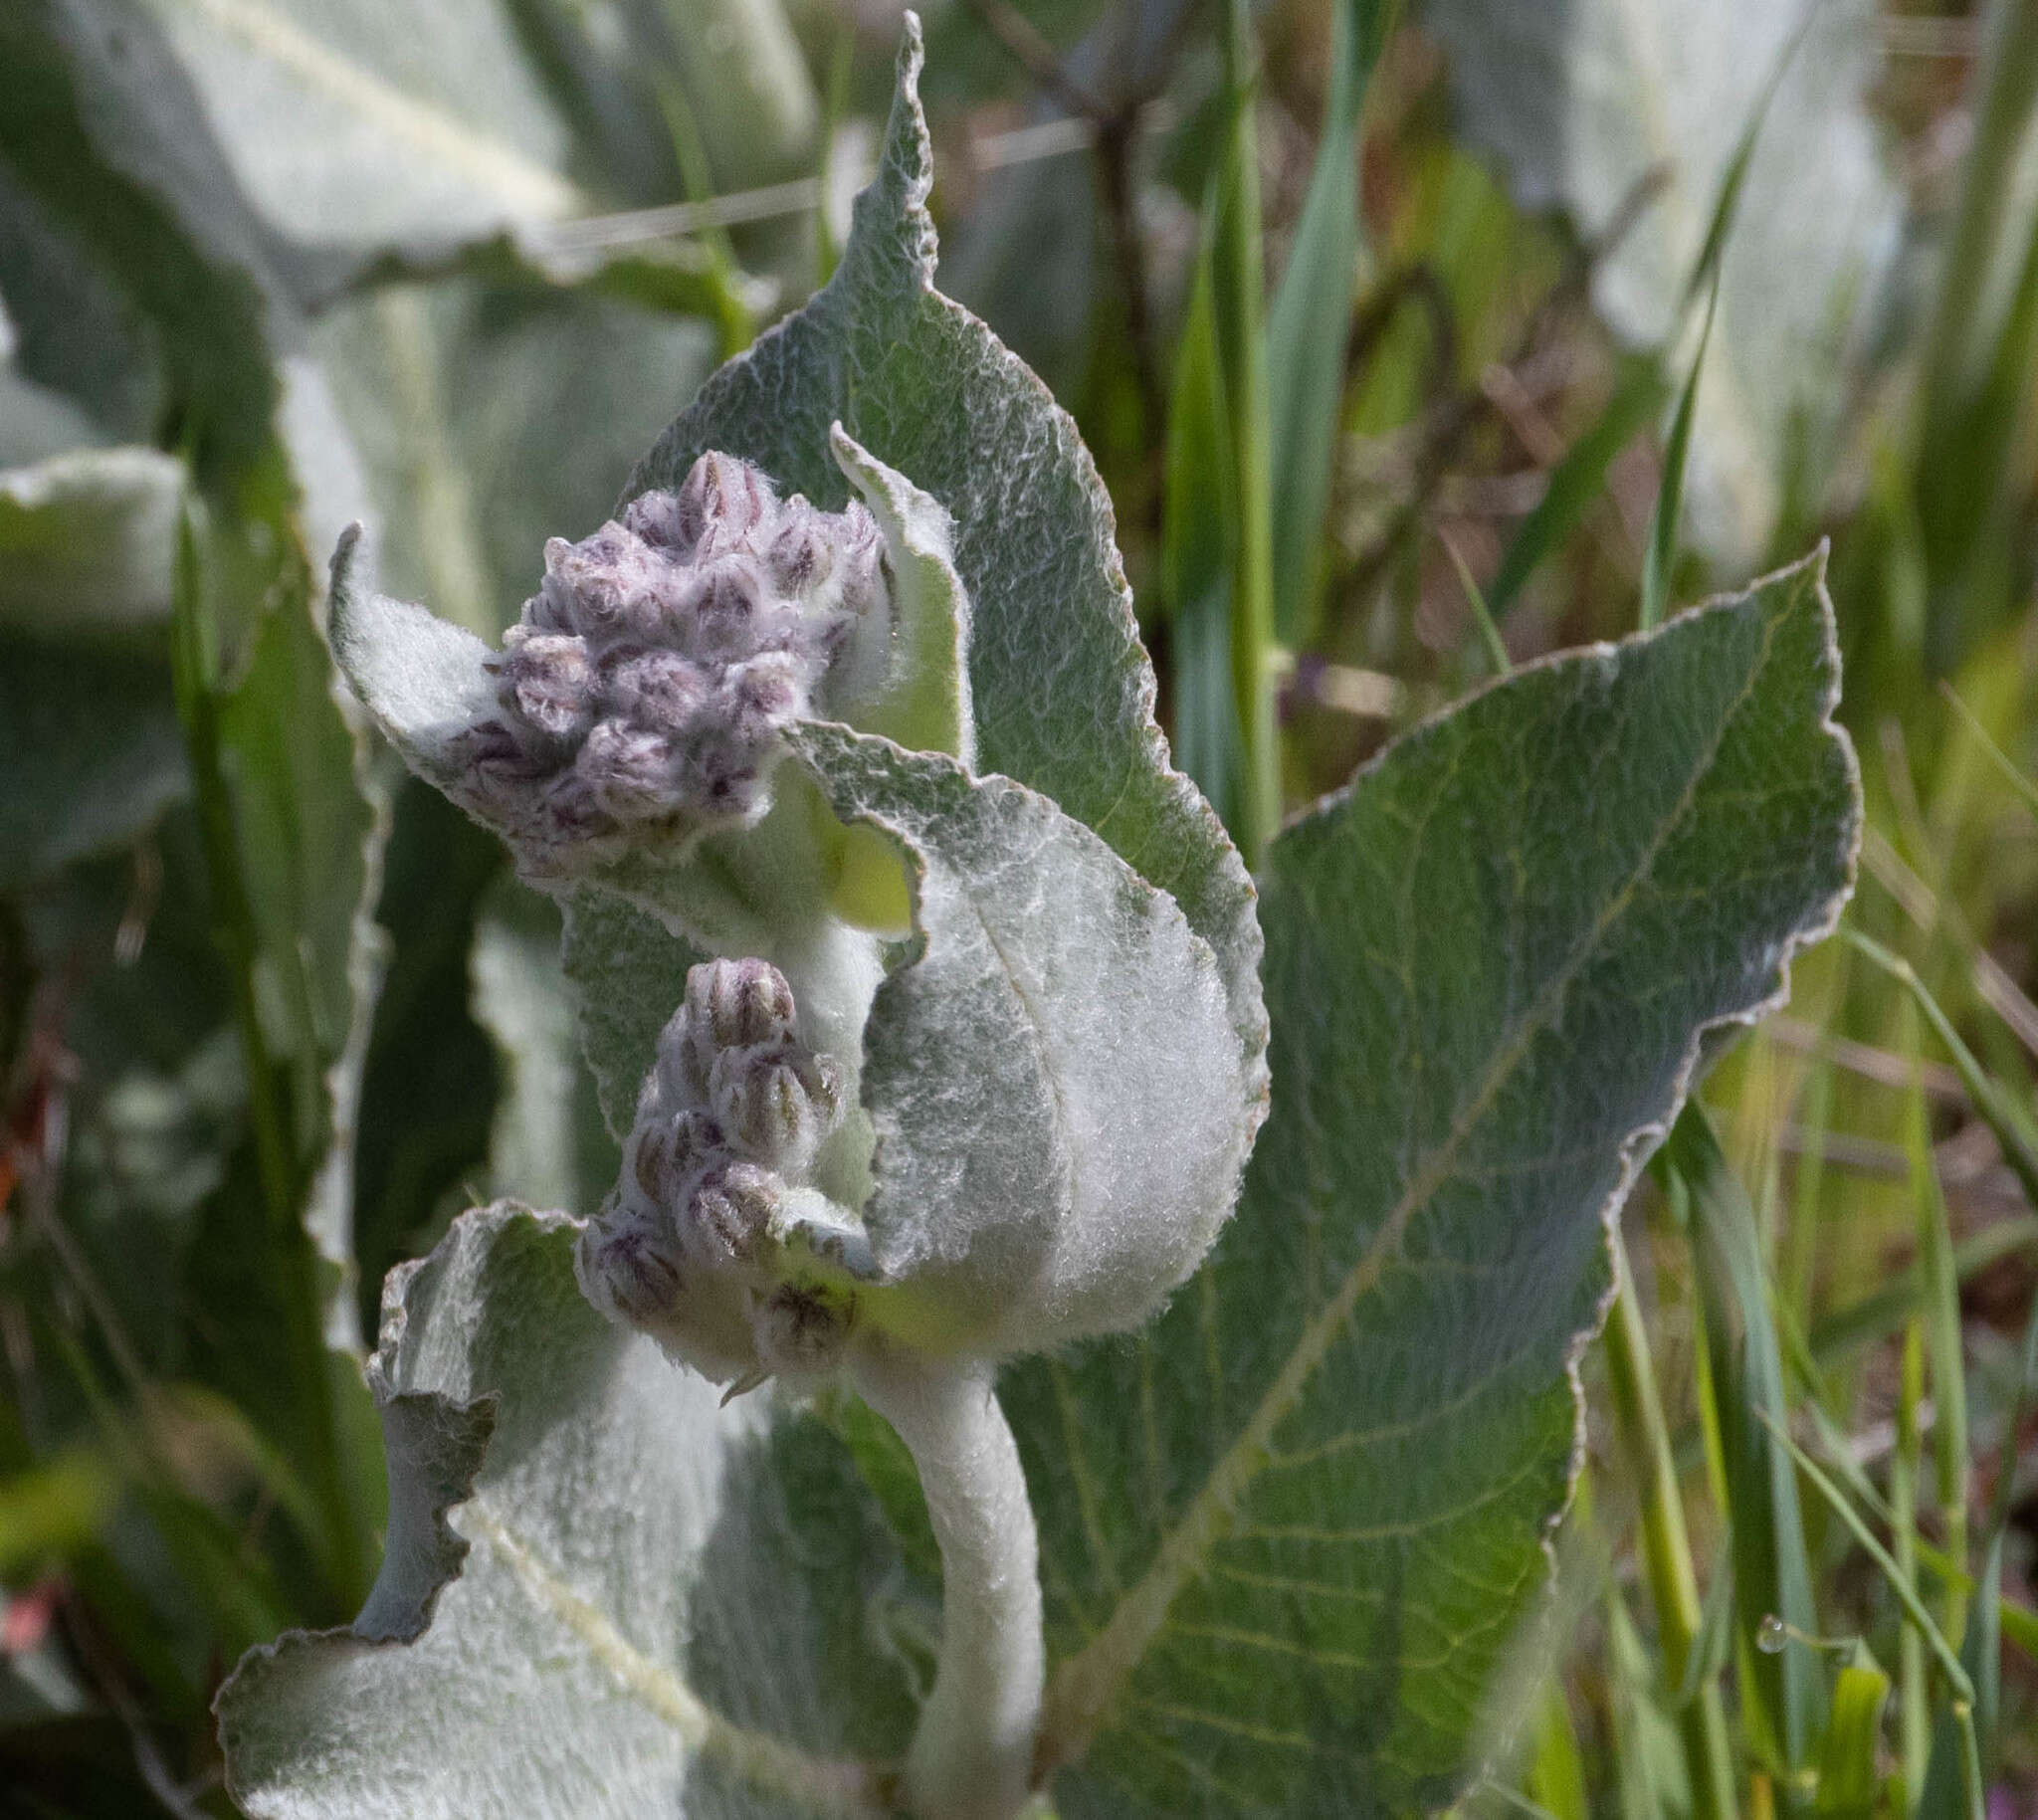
[172,0,588,217]
[1040,605,1784,1761]
[460,1498,890,1819]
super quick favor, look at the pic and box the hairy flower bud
[710,1042,842,1172]
[685,956,798,1057]
[575,956,860,1389]
[444,453,888,876]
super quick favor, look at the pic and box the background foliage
[1,0,2035,1815]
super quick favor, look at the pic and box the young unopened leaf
[789,723,1259,1355]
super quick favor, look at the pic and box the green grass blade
[1844,927,2038,1235]
[1489,356,1665,616]
[1639,275,1717,632]
[1606,1585,1675,1820]
[1267,0,1394,646]
[1894,1322,1932,1807]
[1939,681,2038,820]
[1441,528,1512,675]
[1604,1225,1737,1820]
[1783,1050,1834,1335]
[1664,1104,1826,1780]
[1218,0,1278,864]
[1813,1646,1890,1820]
[1913,0,2038,672]
[1771,1408,1962,1700]
[1164,191,1244,836]
[1635,0,1806,632]
[1898,999,1971,1649]
[1808,1217,2038,1365]
[1526,1685,1590,1820]
[1680,3,1819,311]
[1757,1408,1984,1820]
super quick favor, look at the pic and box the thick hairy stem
[852,1345,1044,1820]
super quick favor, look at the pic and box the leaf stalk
[851,1345,1045,1820]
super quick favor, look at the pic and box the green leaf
[627,21,1265,1072]
[171,504,389,1605]
[0,445,182,638]
[1018,549,1859,1813]
[217,1202,915,1819]
[310,280,718,637]
[324,523,499,789]
[827,425,974,771]
[115,0,589,284]
[210,532,390,1346]
[1266,0,1392,647]
[0,0,282,495]
[0,632,185,890]
[558,887,704,1142]
[470,881,621,1215]
[788,722,1260,1353]
[1424,0,1898,567]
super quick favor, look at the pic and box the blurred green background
[2,0,2036,1814]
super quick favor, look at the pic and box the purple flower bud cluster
[574,957,858,1386]
[453,452,885,873]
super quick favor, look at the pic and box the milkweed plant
[217,21,1860,1820]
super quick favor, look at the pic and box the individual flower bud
[573,718,676,822]
[749,1280,855,1378]
[684,557,766,661]
[574,1203,760,1385]
[601,646,710,730]
[630,1107,722,1208]
[683,1158,782,1265]
[676,451,776,557]
[764,507,832,598]
[493,632,593,740]
[710,1042,842,1172]
[685,956,798,1056]
[575,1204,686,1328]
[717,651,803,732]
[621,488,689,551]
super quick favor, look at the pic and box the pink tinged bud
[631,1108,722,1208]
[621,488,690,551]
[765,509,833,597]
[684,957,798,1054]
[684,1158,782,1263]
[601,647,712,732]
[719,651,803,728]
[676,451,778,556]
[710,1043,843,1171]
[496,632,593,739]
[575,1210,686,1327]
[574,719,677,821]
[686,558,766,661]
[679,727,764,823]
[573,1206,762,1385]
